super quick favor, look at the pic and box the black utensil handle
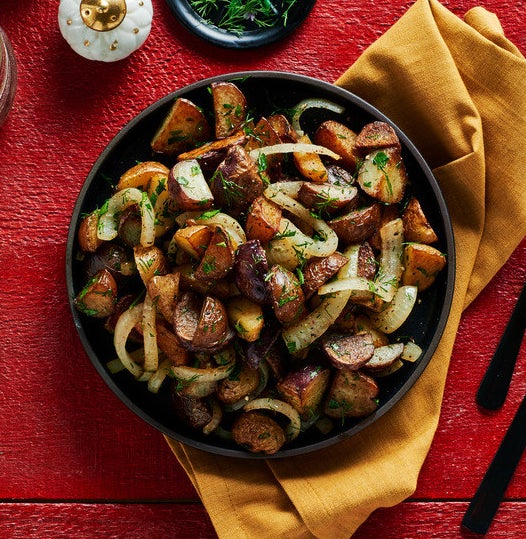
[476,281,526,410]
[462,393,526,534]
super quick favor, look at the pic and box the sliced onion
[265,180,304,198]
[113,303,145,379]
[97,187,155,247]
[203,398,223,435]
[249,142,341,162]
[282,289,351,352]
[402,341,423,362]
[370,285,418,334]
[374,218,404,302]
[170,347,236,383]
[264,185,338,257]
[317,276,374,296]
[106,358,125,374]
[147,358,171,393]
[243,397,301,441]
[291,98,346,136]
[281,244,364,352]
[148,174,175,238]
[142,292,158,373]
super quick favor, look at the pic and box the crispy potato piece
[402,197,439,244]
[302,252,348,299]
[168,159,214,211]
[354,121,400,154]
[324,369,379,418]
[293,134,328,182]
[358,147,408,203]
[245,195,282,244]
[321,332,375,369]
[211,81,247,139]
[151,98,210,155]
[210,145,265,211]
[117,161,170,191]
[232,411,285,455]
[75,269,117,318]
[217,362,260,404]
[277,364,331,419]
[268,113,298,142]
[328,203,382,244]
[245,117,281,152]
[298,182,357,217]
[227,296,264,342]
[363,343,404,373]
[133,245,168,284]
[156,320,189,366]
[147,272,180,323]
[176,263,233,299]
[402,243,446,291]
[194,226,236,281]
[267,264,306,325]
[314,120,360,170]
[78,211,103,253]
[172,224,213,259]
[325,164,355,187]
[369,204,400,251]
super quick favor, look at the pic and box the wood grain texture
[0,0,525,537]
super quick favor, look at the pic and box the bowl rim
[66,70,456,459]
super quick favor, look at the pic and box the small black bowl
[66,71,455,459]
[165,0,317,49]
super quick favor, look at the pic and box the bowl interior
[66,71,455,459]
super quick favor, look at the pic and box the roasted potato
[117,161,170,191]
[231,411,286,455]
[321,332,375,370]
[211,81,247,139]
[302,252,348,299]
[77,210,102,253]
[267,264,306,325]
[293,134,328,182]
[210,145,265,211]
[74,269,117,318]
[354,121,400,154]
[402,243,446,291]
[146,272,180,323]
[134,245,168,284]
[328,203,382,244]
[168,159,214,211]
[314,120,360,170]
[402,197,439,244]
[217,362,260,404]
[194,226,236,281]
[277,364,331,420]
[233,239,272,304]
[297,182,358,217]
[324,369,379,418]
[172,224,213,259]
[151,98,210,155]
[245,195,282,244]
[226,296,264,343]
[357,147,408,204]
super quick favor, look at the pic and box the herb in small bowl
[189,0,298,36]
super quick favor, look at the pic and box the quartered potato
[211,81,247,139]
[402,243,446,291]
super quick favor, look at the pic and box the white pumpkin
[58,0,153,62]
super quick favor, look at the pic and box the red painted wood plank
[0,501,524,538]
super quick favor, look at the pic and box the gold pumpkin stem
[80,0,127,32]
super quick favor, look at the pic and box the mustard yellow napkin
[165,1,526,537]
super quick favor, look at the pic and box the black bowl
[66,71,455,459]
[165,0,317,49]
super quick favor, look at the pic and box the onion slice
[170,347,236,383]
[290,98,346,136]
[203,398,223,435]
[243,397,301,441]
[370,285,418,333]
[249,142,341,162]
[402,341,423,362]
[374,218,404,302]
[264,184,338,258]
[175,211,246,248]
[147,358,171,394]
[97,187,155,247]
[142,292,158,373]
[113,303,145,379]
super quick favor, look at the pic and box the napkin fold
[166,1,526,537]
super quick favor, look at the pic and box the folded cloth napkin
[165,1,526,536]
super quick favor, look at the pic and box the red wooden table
[0,1,525,537]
